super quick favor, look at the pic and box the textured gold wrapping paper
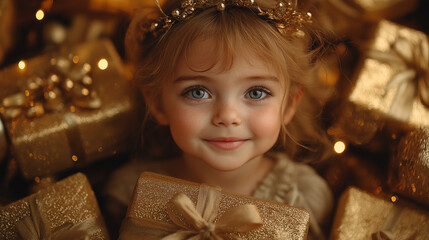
[332,20,429,144]
[389,127,429,207]
[119,172,310,239]
[329,187,429,240]
[0,39,139,179]
[0,172,110,240]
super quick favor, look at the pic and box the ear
[143,90,169,125]
[283,88,305,124]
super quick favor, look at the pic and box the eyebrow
[173,75,279,82]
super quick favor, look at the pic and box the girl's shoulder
[254,152,324,202]
[254,152,333,240]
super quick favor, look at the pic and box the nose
[212,101,242,127]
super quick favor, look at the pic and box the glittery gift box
[329,187,429,240]
[330,20,429,145]
[388,127,429,207]
[118,172,310,239]
[0,39,140,180]
[0,172,110,240]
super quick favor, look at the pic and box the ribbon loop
[15,196,102,240]
[371,204,417,240]
[163,184,262,239]
[368,35,429,121]
[119,184,263,240]
[1,53,101,120]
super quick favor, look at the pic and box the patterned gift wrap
[0,39,140,179]
[329,187,429,240]
[0,172,110,240]
[330,20,429,145]
[119,172,310,240]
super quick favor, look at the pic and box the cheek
[248,105,282,138]
[166,105,207,141]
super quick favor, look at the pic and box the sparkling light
[391,195,398,202]
[35,9,45,20]
[18,60,26,70]
[72,56,80,64]
[72,155,78,162]
[98,58,108,70]
[334,141,346,154]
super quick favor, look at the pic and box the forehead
[177,37,276,74]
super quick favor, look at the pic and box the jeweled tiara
[143,0,312,38]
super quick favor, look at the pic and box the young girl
[106,0,334,239]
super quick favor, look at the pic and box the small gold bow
[120,184,263,240]
[368,35,429,122]
[1,54,101,120]
[371,204,417,240]
[163,185,263,240]
[15,196,102,240]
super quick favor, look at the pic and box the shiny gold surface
[389,127,429,207]
[349,20,429,127]
[0,173,109,240]
[121,172,310,239]
[330,187,429,240]
[0,39,139,179]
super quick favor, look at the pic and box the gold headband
[143,0,312,38]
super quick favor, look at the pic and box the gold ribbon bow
[368,35,429,122]
[120,184,263,240]
[15,196,103,240]
[371,204,417,240]
[1,54,101,120]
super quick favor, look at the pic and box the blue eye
[246,88,271,100]
[184,87,210,99]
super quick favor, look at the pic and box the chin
[205,160,246,172]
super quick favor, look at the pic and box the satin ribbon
[1,54,101,120]
[15,196,103,240]
[371,205,417,240]
[368,35,429,122]
[120,184,263,240]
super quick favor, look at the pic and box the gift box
[119,172,310,239]
[0,172,110,239]
[329,187,429,240]
[330,20,429,145]
[388,127,429,207]
[0,39,140,179]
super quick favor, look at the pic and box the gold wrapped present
[0,172,110,240]
[388,127,429,207]
[329,187,429,240]
[119,172,310,239]
[0,39,140,179]
[330,20,429,145]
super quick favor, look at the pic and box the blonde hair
[126,0,334,162]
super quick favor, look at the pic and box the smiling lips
[205,137,247,150]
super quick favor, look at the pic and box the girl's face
[149,38,295,171]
